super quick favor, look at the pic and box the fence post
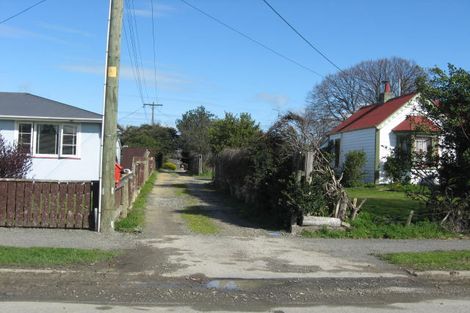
[198,154,203,175]
[142,157,148,181]
[304,151,314,182]
[406,210,414,226]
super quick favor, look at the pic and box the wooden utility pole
[100,0,124,232]
[143,102,163,125]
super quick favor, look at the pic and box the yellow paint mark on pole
[107,66,117,78]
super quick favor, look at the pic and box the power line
[0,0,47,25]
[179,0,322,77]
[150,0,159,102]
[122,23,145,104]
[128,0,150,99]
[261,0,343,72]
[123,0,152,107]
[118,107,143,122]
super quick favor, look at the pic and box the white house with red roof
[327,82,437,184]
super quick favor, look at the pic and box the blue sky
[1,0,469,129]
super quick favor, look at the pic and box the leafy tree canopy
[417,64,470,197]
[119,124,178,157]
[209,112,261,155]
[176,106,215,157]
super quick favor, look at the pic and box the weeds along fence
[113,156,155,222]
[0,179,98,229]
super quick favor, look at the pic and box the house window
[17,123,33,153]
[36,124,59,155]
[61,125,78,155]
[414,137,433,154]
[334,139,341,167]
[396,135,411,154]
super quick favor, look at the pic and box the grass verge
[180,189,219,235]
[302,185,453,239]
[378,250,470,271]
[181,206,219,235]
[0,246,118,267]
[301,212,454,239]
[115,172,157,232]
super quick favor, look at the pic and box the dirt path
[142,171,270,238]
[142,172,192,237]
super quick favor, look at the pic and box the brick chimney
[379,80,394,103]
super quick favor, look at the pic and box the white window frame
[413,136,432,155]
[16,122,33,153]
[15,122,81,159]
[59,124,81,158]
[34,123,60,157]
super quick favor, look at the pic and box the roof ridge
[330,92,418,134]
[369,91,418,106]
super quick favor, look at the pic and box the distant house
[0,92,102,181]
[327,82,438,184]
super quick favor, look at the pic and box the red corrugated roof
[330,93,417,134]
[392,115,439,132]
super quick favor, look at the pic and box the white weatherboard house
[328,82,437,184]
[0,92,102,181]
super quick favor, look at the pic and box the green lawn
[115,172,157,232]
[0,246,118,267]
[379,250,470,271]
[302,185,454,239]
[346,185,424,220]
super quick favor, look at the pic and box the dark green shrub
[162,162,177,171]
[281,174,329,218]
[384,147,412,183]
[342,150,366,187]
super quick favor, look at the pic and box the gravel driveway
[132,172,470,279]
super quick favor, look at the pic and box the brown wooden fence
[0,180,97,229]
[113,156,155,221]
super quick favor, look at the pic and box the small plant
[0,134,32,178]
[383,147,412,184]
[162,161,177,171]
[342,150,366,187]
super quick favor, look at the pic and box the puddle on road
[268,231,281,237]
[205,279,267,291]
[206,280,239,290]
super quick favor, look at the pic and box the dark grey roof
[0,92,102,121]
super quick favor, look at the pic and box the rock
[302,216,342,227]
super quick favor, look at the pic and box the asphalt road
[2,298,470,313]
